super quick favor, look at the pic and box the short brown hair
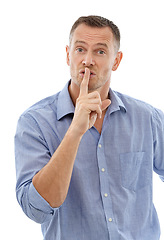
[69,15,120,51]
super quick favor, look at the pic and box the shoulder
[16,92,61,133]
[19,81,71,121]
[22,92,60,116]
[114,91,160,115]
[113,90,164,127]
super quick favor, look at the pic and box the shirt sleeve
[15,112,59,224]
[152,108,164,182]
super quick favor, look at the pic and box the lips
[79,69,96,76]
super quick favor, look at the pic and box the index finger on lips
[79,68,90,96]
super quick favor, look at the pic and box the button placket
[97,139,115,234]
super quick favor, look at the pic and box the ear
[112,51,123,71]
[66,45,70,66]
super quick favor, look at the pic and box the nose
[82,51,95,66]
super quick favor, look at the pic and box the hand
[71,68,111,136]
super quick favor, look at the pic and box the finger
[86,98,102,105]
[89,112,98,129]
[79,68,90,96]
[87,103,102,119]
[101,99,111,111]
[87,91,102,107]
[87,91,101,100]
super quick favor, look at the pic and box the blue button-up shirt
[15,82,164,240]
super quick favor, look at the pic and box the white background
[0,0,164,239]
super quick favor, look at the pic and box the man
[15,15,164,240]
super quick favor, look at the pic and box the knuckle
[76,98,85,108]
[95,104,101,113]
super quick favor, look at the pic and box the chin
[70,77,81,88]
[88,86,100,92]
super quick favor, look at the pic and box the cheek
[69,55,83,74]
[104,69,112,80]
[100,64,112,76]
[69,51,81,63]
[97,65,112,82]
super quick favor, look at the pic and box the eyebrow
[74,40,108,48]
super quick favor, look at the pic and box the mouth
[79,69,96,78]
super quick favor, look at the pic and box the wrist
[67,122,85,140]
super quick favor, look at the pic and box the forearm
[32,124,83,208]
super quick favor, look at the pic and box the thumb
[89,112,97,129]
[101,99,111,111]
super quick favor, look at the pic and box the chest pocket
[120,152,150,191]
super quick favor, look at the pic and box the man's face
[66,24,122,92]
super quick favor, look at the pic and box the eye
[76,47,84,53]
[97,50,105,55]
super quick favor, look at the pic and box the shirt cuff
[28,182,58,223]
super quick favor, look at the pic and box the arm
[153,108,164,181]
[32,68,111,208]
[32,125,82,208]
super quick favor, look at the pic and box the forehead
[71,24,114,47]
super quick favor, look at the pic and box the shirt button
[98,144,102,148]
[104,193,108,197]
[101,168,105,172]
[108,218,113,222]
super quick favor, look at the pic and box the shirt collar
[57,82,126,120]
[57,81,75,120]
[108,88,127,114]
